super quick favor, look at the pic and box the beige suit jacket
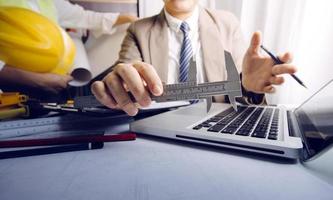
[113,7,248,102]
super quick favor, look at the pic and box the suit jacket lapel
[199,8,226,83]
[149,11,169,83]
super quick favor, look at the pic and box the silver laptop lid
[294,79,333,160]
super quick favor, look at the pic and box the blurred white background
[139,0,333,106]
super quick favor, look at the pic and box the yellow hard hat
[0,6,75,75]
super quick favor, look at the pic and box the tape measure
[0,93,29,120]
[0,93,28,108]
[0,114,129,140]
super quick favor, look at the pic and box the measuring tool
[0,114,130,140]
[74,51,242,112]
[0,93,29,119]
[0,93,28,108]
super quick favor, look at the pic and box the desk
[0,123,332,200]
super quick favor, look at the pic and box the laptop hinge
[287,110,310,160]
[287,111,299,137]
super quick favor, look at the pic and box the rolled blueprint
[68,34,92,87]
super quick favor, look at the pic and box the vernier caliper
[74,51,242,112]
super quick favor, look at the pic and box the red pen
[0,133,136,148]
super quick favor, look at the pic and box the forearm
[0,66,41,88]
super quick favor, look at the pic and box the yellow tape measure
[0,93,28,108]
[0,93,29,120]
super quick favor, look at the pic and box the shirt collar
[164,6,199,33]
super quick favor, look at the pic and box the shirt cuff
[241,84,265,105]
[239,73,265,105]
[0,60,5,71]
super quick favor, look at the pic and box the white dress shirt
[0,60,4,71]
[26,0,40,12]
[55,0,119,37]
[28,0,119,38]
[164,6,207,84]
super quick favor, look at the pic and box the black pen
[260,45,307,89]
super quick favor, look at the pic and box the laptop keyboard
[192,106,280,140]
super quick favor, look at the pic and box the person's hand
[0,65,72,93]
[114,14,138,26]
[36,73,73,93]
[242,31,297,94]
[91,62,163,116]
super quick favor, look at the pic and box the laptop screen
[295,80,333,160]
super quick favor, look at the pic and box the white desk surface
[1,125,333,200]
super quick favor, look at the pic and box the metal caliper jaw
[73,51,243,114]
[223,51,242,112]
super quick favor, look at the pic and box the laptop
[130,79,333,160]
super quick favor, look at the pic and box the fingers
[269,76,285,85]
[104,73,138,116]
[272,64,297,75]
[47,74,72,93]
[63,75,74,83]
[271,52,295,75]
[116,63,151,107]
[90,62,161,116]
[247,31,262,55]
[53,74,72,87]
[278,52,293,63]
[263,76,284,94]
[263,85,276,93]
[132,62,163,96]
[91,81,117,109]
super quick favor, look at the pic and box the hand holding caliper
[85,51,242,115]
[90,32,298,116]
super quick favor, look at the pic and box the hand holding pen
[241,31,306,94]
[260,45,307,88]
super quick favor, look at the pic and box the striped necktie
[179,21,199,104]
[179,21,193,83]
